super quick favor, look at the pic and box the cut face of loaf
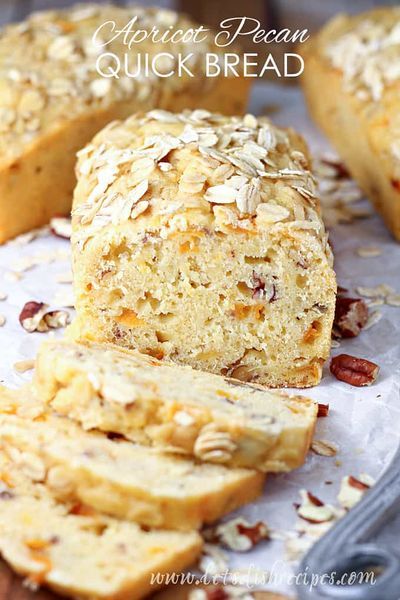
[0,5,249,242]
[0,451,202,600]
[34,340,318,472]
[300,8,400,240]
[0,387,265,530]
[71,110,336,388]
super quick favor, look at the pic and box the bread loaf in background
[0,4,250,242]
[300,8,400,240]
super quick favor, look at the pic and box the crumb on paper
[14,359,35,373]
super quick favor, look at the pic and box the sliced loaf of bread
[34,340,318,472]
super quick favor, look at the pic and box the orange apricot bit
[0,472,15,488]
[253,304,265,320]
[25,538,50,551]
[116,309,146,328]
[144,348,165,361]
[69,503,97,516]
[303,320,322,343]
[232,303,265,320]
[391,179,400,192]
[27,553,53,584]
[232,304,251,319]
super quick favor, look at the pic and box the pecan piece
[44,310,70,329]
[201,588,229,600]
[250,271,277,302]
[334,296,368,338]
[338,475,373,509]
[203,517,269,552]
[0,491,14,500]
[317,403,330,418]
[19,301,49,332]
[337,286,349,295]
[330,354,379,386]
[296,490,334,524]
[237,521,269,547]
[311,439,338,457]
[348,476,371,491]
[391,179,400,192]
[50,216,72,239]
[19,301,70,333]
[321,158,350,179]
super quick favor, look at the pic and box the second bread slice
[34,340,318,472]
[0,449,202,600]
[0,386,265,530]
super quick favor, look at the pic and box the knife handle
[297,445,400,600]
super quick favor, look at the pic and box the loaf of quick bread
[301,8,400,240]
[0,386,265,530]
[0,4,249,242]
[34,340,318,472]
[70,109,336,388]
[0,448,202,600]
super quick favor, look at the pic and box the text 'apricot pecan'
[330,354,379,387]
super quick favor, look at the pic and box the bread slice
[34,339,318,472]
[0,4,250,242]
[0,449,202,600]
[0,387,265,530]
[300,8,400,240]
[70,109,336,388]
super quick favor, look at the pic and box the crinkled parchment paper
[0,82,398,598]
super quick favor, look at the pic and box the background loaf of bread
[0,4,250,242]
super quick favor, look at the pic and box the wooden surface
[0,562,57,600]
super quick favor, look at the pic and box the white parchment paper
[0,82,399,598]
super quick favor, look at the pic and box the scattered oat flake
[349,207,373,219]
[0,291,7,301]
[11,257,37,272]
[0,314,5,327]
[7,227,49,246]
[198,543,229,576]
[386,293,400,307]
[14,359,35,373]
[363,310,382,330]
[331,339,341,348]
[366,298,384,307]
[356,246,382,258]
[52,290,75,308]
[311,439,338,457]
[356,284,393,298]
[285,536,313,562]
[4,271,22,282]
[55,271,73,284]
